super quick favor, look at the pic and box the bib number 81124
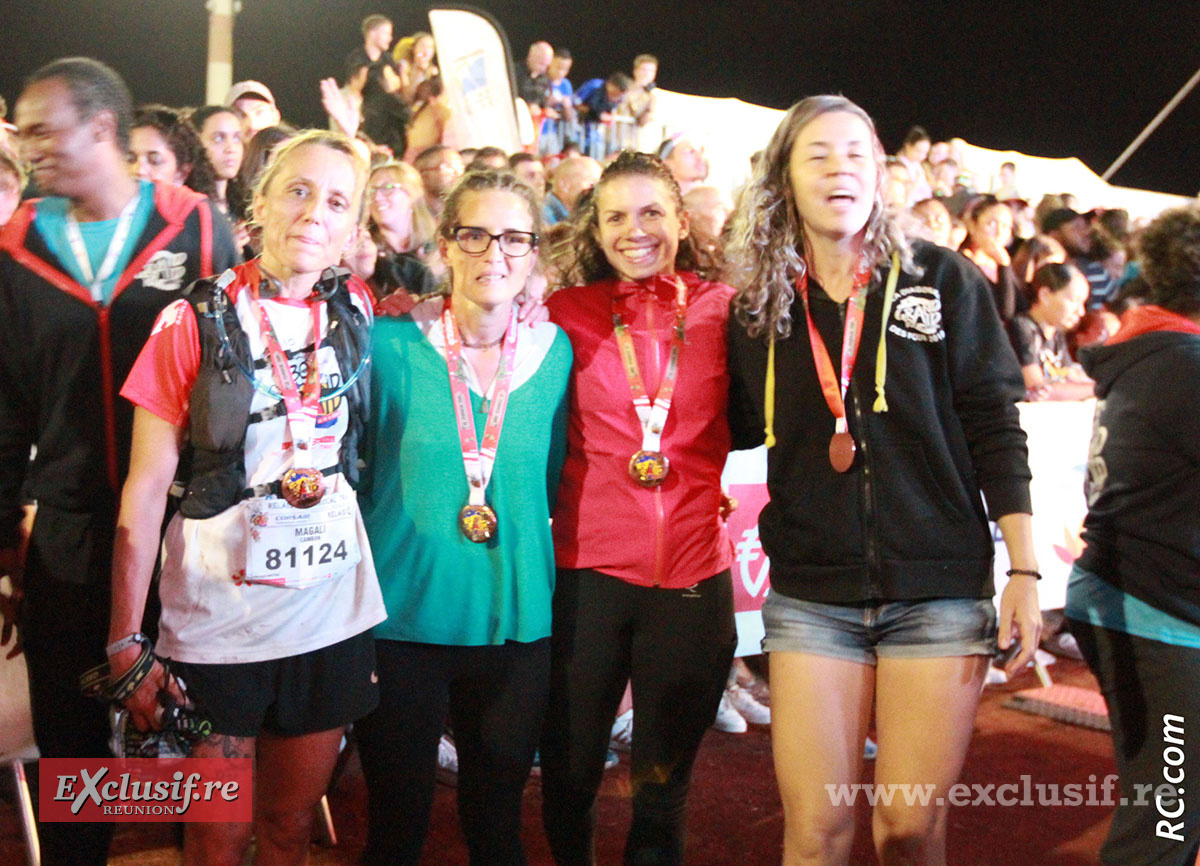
[265,540,349,570]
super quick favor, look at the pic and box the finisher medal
[828,431,857,474]
[459,503,499,543]
[628,449,670,487]
[280,467,326,509]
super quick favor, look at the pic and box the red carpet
[0,658,1115,864]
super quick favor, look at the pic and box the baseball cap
[224,80,276,108]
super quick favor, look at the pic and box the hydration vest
[173,266,371,519]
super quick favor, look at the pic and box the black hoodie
[1077,313,1200,626]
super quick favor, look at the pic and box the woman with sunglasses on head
[107,129,384,865]
[355,169,572,866]
[725,96,1041,866]
[540,150,738,866]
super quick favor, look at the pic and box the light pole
[205,0,242,105]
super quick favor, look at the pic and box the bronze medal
[828,431,857,473]
[459,503,498,543]
[628,449,670,487]
[280,467,326,508]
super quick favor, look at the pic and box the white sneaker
[725,684,770,725]
[609,709,634,753]
[713,691,748,733]
[435,734,458,787]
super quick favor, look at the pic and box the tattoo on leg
[202,734,254,759]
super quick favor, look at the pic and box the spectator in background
[683,185,731,245]
[510,152,547,195]
[467,146,509,171]
[351,160,437,305]
[576,73,632,160]
[960,194,1022,323]
[128,105,217,198]
[403,75,454,163]
[658,133,707,195]
[321,61,369,138]
[413,144,464,220]
[1011,233,1067,288]
[542,155,600,226]
[540,48,576,156]
[190,104,245,216]
[994,160,1020,200]
[347,13,398,91]
[231,125,294,253]
[0,147,24,226]
[517,41,554,120]
[625,54,659,130]
[911,197,953,248]
[882,157,913,211]
[224,80,281,136]
[1043,206,1114,307]
[1009,262,1094,401]
[397,31,439,105]
[895,125,932,203]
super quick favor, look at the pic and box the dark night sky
[4,1,1198,196]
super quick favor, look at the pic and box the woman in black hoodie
[725,95,1042,866]
[1066,204,1200,866]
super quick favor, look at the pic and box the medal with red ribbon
[442,302,519,543]
[247,276,327,507]
[612,275,688,488]
[797,261,874,473]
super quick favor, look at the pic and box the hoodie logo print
[137,250,189,292]
[888,286,945,342]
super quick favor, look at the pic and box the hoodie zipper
[840,301,881,596]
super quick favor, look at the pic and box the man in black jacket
[0,57,237,866]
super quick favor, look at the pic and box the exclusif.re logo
[39,758,252,822]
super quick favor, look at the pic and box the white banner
[427,7,520,152]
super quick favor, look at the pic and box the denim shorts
[761,592,997,665]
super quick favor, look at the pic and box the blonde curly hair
[726,95,917,340]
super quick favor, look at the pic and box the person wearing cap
[1042,205,1115,306]
[225,80,282,137]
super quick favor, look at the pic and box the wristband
[106,632,150,657]
[1005,568,1042,581]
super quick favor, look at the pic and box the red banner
[39,758,252,822]
[726,483,771,614]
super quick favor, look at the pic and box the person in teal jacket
[356,168,571,866]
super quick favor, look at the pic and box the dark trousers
[356,637,551,866]
[540,569,736,866]
[1069,618,1200,866]
[20,575,115,866]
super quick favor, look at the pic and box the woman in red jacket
[540,150,736,866]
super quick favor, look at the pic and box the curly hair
[1137,204,1200,316]
[548,149,721,288]
[132,105,218,198]
[725,95,916,341]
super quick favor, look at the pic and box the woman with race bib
[107,129,385,865]
[725,96,1041,866]
[540,150,738,866]
[354,169,572,866]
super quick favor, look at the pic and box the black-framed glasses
[450,226,538,257]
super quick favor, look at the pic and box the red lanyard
[797,263,872,435]
[611,275,688,453]
[441,303,519,506]
[247,280,324,469]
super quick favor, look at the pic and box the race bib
[244,491,361,589]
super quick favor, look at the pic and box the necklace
[460,334,505,349]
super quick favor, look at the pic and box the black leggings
[540,568,736,866]
[355,637,550,866]
[1069,618,1200,866]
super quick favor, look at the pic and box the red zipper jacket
[547,272,734,588]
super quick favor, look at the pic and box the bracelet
[106,632,150,657]
[1006,568,1042,580]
